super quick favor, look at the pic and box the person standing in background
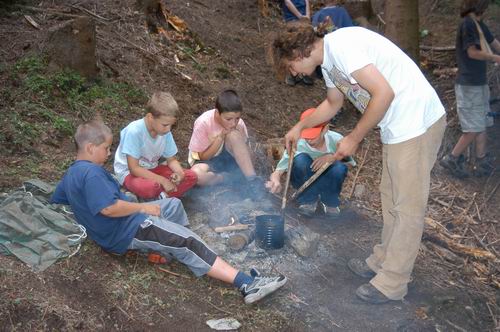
[440,0,500,178]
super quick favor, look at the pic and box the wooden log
[421,45,455,51]
[227,230,255,251]
[423,224,496,261]
[214,224,250,233]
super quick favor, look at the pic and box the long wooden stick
[291,159,333,200]
[281,148,295,212]
[348,143,370,199]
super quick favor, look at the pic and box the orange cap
[300,108,328,139]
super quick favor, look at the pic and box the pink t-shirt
[188,109,248,153]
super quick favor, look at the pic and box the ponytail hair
[268,21,327,80]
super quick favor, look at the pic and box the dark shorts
[195,149,245,184]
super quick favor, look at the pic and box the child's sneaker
[297,201,317,217]
[239,273,287,304]
[319,202,340,218]
[440,153,469,178]
[473,153,495,177]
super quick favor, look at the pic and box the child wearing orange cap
[266,108,355,217]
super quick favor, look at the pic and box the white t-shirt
[114,118,178,184]
[321,27,445,144]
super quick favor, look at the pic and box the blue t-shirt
[282,0,307,22]
[312,6,354,29]
[114,118,178,184]
[51,160,146,254]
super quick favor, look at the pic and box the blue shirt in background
[282,0,307,22]
[312,6,354,28]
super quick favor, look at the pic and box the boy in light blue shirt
[114,92,197,200]
[266,109,354,217]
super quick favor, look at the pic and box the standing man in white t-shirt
[270,23,446,304]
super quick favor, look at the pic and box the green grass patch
[1,54,147,154]
[215,66,233,79]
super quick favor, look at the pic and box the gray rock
[353,184,365,199]
[286,226,320,258]
[206,318,241,330]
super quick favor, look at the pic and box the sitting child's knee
[184,169,199,181]
[191,163,209,175]
[329,162,348,178]
[293,154,313,167]
[225,129,245,142]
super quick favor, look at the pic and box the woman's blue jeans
[290,154,348,207]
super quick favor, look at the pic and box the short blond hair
[74,118,112,151]
[146,92,178,118]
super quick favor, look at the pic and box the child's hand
[160,178,177,193]
[170,172,184,185]
[311,154,335,172]
[140,203,161,216]
[266,179,282,194]
[209,130,228,142]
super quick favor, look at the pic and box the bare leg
[451,132,478,157]
[474,131,487,158]
[224,130,256,178]
[191,163,223,186]
[207,257,239,284]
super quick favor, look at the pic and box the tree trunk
[384,0,420,63]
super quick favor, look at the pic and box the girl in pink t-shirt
[188,90,265,198]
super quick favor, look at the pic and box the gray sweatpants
[127,198,217,276]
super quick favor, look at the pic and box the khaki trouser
[366,116,446,300]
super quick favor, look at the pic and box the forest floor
[0,0,499,331]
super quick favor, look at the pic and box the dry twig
[157,267,190,279]
[349,143,370,199]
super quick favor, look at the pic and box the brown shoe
[355,283,391,304]
[347,258,376,278]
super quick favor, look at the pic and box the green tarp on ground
[0,180,86,271]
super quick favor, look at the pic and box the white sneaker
[297,201,317,217]
[240,272,287,304]
[319,202,340,218]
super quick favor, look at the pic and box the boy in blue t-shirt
[51,119,286,304]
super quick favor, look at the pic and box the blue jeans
[290,154,347,207]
